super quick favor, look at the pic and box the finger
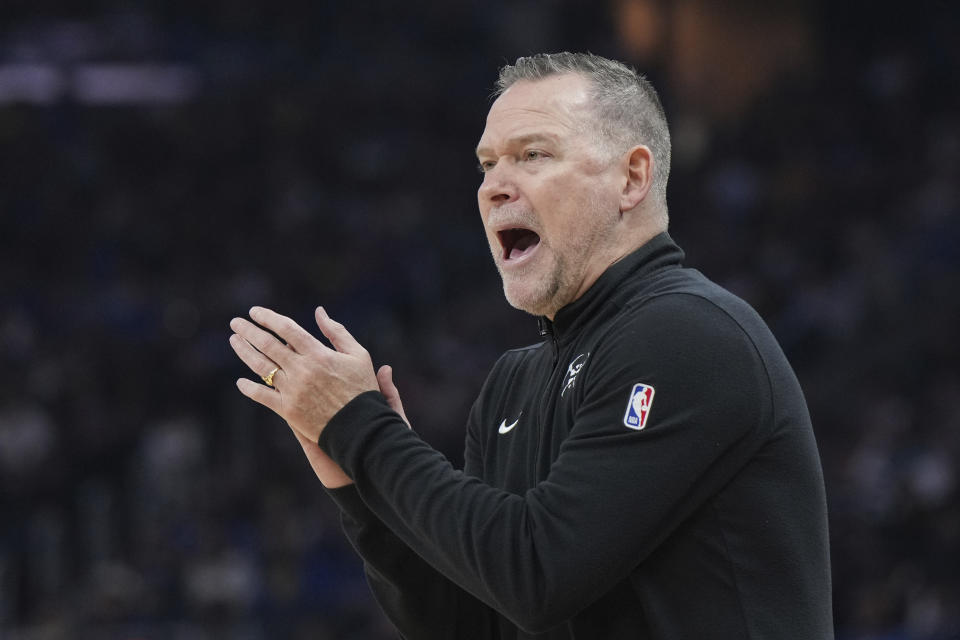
[315,307,366,356]
[229,333,280,381]
[230,316,296,367]
[236,377,282,413]
[249,306,321,355]
[376,364,410,427]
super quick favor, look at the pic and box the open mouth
[497,228,541,262]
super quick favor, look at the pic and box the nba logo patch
[623,383,655,430]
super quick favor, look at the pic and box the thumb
[377,365,410,427]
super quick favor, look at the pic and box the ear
[619,145,654,213]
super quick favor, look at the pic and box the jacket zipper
[534,317,562,484]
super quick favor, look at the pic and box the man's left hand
[229,306,378,443]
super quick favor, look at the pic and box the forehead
[476,74,594,153]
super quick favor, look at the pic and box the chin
[502,282,560,318]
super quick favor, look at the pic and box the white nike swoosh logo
[498,415,521,434]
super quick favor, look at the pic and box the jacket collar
[539,232,685,344]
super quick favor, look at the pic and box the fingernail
[250,306,262,319]
[317,306,328,318]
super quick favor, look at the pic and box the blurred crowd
[1,2,958,639]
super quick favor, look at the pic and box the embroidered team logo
[623,383,655,430]
[561,353,589,397]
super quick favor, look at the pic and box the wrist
[320,471,354,489]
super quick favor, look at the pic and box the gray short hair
[495,52,671,207]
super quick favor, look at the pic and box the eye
[523,149,546,162]
[477,160,496,173]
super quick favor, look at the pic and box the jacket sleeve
[324,393,500,639]
[320,294,772,634]
[326,482,500,639]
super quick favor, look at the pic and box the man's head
[476,52,671,319]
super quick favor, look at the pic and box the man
[229,53,834,638]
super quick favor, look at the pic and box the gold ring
[262,367,279,387]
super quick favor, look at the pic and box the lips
[497,227,541,262]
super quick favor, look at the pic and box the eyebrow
[475,132,561,158]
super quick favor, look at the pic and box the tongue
[509,231,540,260]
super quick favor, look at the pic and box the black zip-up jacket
[320,233,834,639]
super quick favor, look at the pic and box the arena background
[1,1,958,638]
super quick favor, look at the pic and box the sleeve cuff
[318,389,406,478]
[325,483,371,520]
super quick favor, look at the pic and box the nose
[477,162,517,206]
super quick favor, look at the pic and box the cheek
[539,178,596,230]
[550,191,616,255]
